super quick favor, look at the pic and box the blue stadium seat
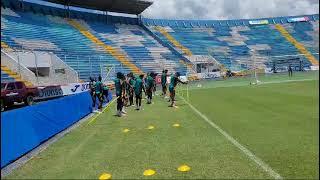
[148,19,318,71]
[1,70,15,82]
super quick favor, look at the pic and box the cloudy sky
[142,0,319,20]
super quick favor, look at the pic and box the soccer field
[5,72,319,179]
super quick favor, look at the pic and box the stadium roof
[44,0,152,15]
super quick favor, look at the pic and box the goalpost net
[100,64,116,84]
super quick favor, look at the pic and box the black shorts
[146,88,153,95]
[96,93,103,101]
[135,93,142,99]
[162,84,167,89]
[129,89,134,96]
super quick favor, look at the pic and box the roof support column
[67,5,70,18]
[138,14,142,25]
[105,11,109,24]
[64,0,70,18]
[19,0,24,11]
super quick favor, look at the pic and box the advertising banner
[61,82,115,96]
[36,85,63,100]
[310,66,319,70]
[288,17,309,23]
[155,75,162,84]
[197,72,221,79]
[61,82,90,96]
[156,75,171,84]
[249,20,269,25]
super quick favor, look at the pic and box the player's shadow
[168,103,188,107]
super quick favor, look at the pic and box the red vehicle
[1,81,39,111]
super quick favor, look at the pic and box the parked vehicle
[1,81,39,111]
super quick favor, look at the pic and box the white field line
[180,95,283,179]
[182,78,316,91]
[260,78,315,85]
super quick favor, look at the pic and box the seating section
[0,63,33,86]
[1,70,15,82]
[1,7,186,81]
[1,3,318,79]
[148,20,319,71]
[83,21,186,74]
[281,21,319,60]
[1,8,123,80]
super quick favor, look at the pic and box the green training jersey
[146,75,154,89]
[134,78,143,95]
[169,75,175,89]
[161,74,167,86]
[103,85,109,91]
[129,78,135,86]
[114,78,122,96]
[95,81,102,94]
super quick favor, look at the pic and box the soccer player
[152,72,157,96]
[102,83,110,104]
[161,70,168,97]
[89,77,96,107]
[122,75,129,107]
[134,74,145,110]
[146,72,155,104]
[121,74,128,114]
[94,76,103,112]
[288,64,293,77]
[169,72,187,107]
[114,72,124,117]
[127,73,135,106]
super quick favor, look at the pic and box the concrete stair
[1,64,33,86]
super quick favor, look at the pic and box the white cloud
[142,0,319,20]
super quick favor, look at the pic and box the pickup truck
[1,81,39,111]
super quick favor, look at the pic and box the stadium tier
[1,7,187,81]
[1,1,319,83]
[146,18,319,71]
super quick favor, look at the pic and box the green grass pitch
[5,71,319,179]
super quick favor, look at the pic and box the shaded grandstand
[1,0,319,85]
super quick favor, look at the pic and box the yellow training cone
[99,173,112,180]
[143,169,156,176]
[173,124,180,127]
[147,125,155,130]
[178,165,191,172]
[123,128,130,133]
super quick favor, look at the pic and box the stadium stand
[1,8,128,80]
[1,0,319,83]
[146,18,319,71]
[1,4,187,81]
[81,21,187,74]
